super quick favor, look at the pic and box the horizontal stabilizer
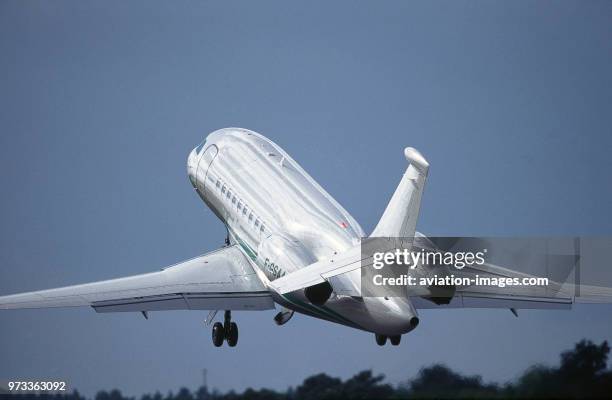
[270,245,362,295]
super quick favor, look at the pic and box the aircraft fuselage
[187,128,418,335]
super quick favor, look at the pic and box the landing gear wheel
[212,322,224,347]
[375,334,387,346]
[226,322,238,347]
[390,335,401,346]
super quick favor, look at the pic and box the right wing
[0,245,274,312]
[412,260,575,310]
[269,245,608,310]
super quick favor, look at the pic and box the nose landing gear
[375,334,401,346]
[211,310,238,347]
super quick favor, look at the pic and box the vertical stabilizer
[370,147,429,238]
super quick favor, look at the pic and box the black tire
[375,334,387,346]
[390,335,401,346]
[212,322,224,347]
[227,322,238,347]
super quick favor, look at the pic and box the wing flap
[92,292,273,312]
[412,293,572,310]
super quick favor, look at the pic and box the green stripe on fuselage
[282,293,361,329]
[228,225,362,330]
[227,226,258,261]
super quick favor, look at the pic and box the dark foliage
[404,364,500,398]
[2,339,610,400]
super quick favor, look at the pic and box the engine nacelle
[304,281,333,306]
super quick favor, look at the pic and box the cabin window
[226,190,231,199]
[248,213,253,222]
[216,180,220,189]
[260,224,265,233]
[232,196,236,204]
[221,185,226,194]
[254,219,260,228]
[237,201,242,210]
[243,207,248,216]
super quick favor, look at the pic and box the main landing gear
[375,333,401,346]
[212,310,238,347]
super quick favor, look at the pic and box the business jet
[0,128,581,347]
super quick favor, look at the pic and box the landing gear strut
[211,310,238,347]
[375,334,401,346]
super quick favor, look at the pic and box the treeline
[3,339,612,399]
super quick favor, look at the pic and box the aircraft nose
[187,147,199,186]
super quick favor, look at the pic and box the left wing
[0,245,274,312]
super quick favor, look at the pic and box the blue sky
[1,0,611,397]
